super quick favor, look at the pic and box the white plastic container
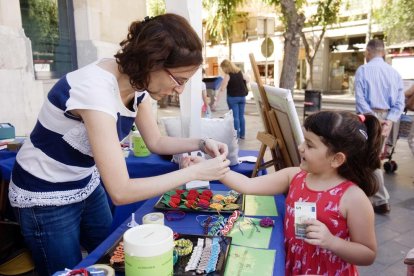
[123,224,174,275]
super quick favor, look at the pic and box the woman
[214,59,249,139]
[9,14,230,275]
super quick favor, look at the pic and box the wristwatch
[198,138,208,153]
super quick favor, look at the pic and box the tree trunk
[300,29,325,90]
[306,60,313,89]
[228,39,232,61]
[279,0,305,90]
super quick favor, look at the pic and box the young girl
[196,111,382,275]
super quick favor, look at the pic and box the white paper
[185,180,210,190]
[238,156,257,163]
[294,201,317,239]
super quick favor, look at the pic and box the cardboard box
[0,123,15,140]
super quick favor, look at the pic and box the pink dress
[284,171,359,276]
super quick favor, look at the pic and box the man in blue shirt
[355,38,405,214]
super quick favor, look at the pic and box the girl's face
[298,129,333,173]
[146,65,199,100]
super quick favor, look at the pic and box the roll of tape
[142,212,164,225]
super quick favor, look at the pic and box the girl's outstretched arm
[220,167,301,196]
[305,186,376,265]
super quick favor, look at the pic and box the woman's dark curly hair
[114,13,203,91]
[304,111,382,196]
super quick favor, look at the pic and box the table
[75,183,286,275]
[0,149,284,273]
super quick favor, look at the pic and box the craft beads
[196,238,212,274]
[260,217,274,227]
[205,238,220,273]
[220,210,240,236]
[185,238,204,272]
[174,239,193,256]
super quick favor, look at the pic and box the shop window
[257,63,274,85]
[20,0,77,80]
[296,59,306,90]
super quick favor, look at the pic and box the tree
[265,0,305,90]
[265,0,341,90]
[375,0,414,44]
[300,0,341,89]
[203,0,245,60]
[147,0,166,17]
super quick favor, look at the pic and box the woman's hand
[186,154,230,181]
[304,219,336,250]
[202,138,228,158]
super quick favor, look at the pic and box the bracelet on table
[174,239,193,256]
[260,217,274,227]
[185,238,204,272]
[197,238,212,274]
[205,237,220,274]
[220,210,240,236]
[165,210,186,221]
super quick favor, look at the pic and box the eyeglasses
[164,68,189,87]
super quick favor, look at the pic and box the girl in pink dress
[216,111,382,275]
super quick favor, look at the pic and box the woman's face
[146,65,199,100]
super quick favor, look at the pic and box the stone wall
[0,1,43,136]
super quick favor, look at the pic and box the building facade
[0,0,146,135]
[204,0,385,94]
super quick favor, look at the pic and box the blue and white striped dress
[9,60,148,208]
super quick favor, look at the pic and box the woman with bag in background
[214,59,249,139]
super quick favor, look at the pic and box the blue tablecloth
[75,183,286,275]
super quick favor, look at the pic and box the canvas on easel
[263,84,304,166]
[249,53,303,175]
[249,53,292,176]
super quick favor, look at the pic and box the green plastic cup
[132,135,150,157]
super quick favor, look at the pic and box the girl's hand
[180,156,204,168]
[304,219,335,250]
[187,154,230,181]
[202,138,228,158]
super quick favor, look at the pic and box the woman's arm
[214,74,229,104]
[220,167,300,196]
[78,108,230,205]
[136,99,227,157]
[305,186,376,265]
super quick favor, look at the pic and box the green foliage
[309,0,341,28]
[20,0,58,54]
[147,0,166,17]
[203,0,245,44]
[375,0,414,43]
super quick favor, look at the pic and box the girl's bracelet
[165,211,185,221]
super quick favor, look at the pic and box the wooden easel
[249,53,293,176]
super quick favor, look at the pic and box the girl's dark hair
[304,111,382,196]
[114,13,203,91]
